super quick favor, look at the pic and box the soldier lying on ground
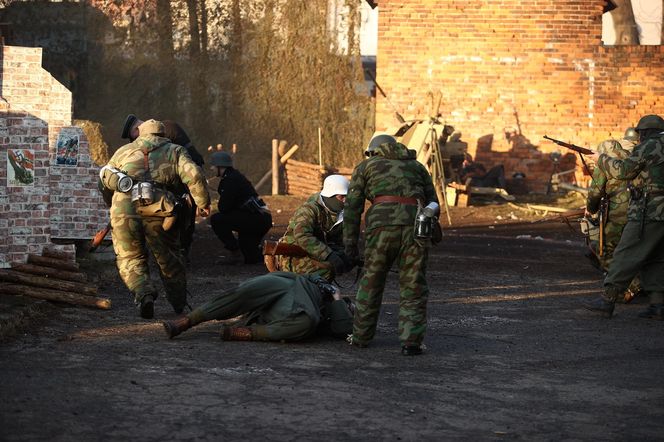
[162,272,354,342]
[459,152,507,188]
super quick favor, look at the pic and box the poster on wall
[56,130,79,166]
[7,148,35,187]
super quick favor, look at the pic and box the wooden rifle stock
[263,240,309,257]
[89,222,112,252]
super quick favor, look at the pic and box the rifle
[543,135,594,176]
[263,240,309,258]
[531,208,586,233]
[89,222,112,252]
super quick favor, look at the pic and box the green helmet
[365,134,396,156]
[623,127,638,141]
[635,114,664,132]
[210,151,233,167]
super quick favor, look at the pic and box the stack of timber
[283,161,354,196]
[0,249,111,310]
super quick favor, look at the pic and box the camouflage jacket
[107,135,210,217]
[280,192,343,261]
[599,133,664,221]
[586,139,632,223]
[343,141,437,249]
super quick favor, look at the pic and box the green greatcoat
[187,272,353,341]
[343,141,437,347]
[277,192,343,281]
[598,132,664,304]
[106,135,210,311]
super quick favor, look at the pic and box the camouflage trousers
[589,220,641,295]
[604,221,664,304]
[352,225,429,346]
[111,214,187,311]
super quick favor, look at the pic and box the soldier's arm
[420,164,438,204]
[586,167,607,214]
[175,147,210,209]
[343,164,367,252]
[291,204,333,260]
[599,146,645,181]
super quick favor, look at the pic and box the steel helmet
[320,174,349,197]
[365,134,396,156]
[210,151,233,167]
[138,119,164,136]
[635,115,664,132]
[623,127,638,141]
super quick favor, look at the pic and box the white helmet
[320,174,349,197]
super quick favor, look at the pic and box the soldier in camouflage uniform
[277,175,352,282]
[585,128,641,301]
[102,120,211,319]
[585,115,664,320]
[344,134,438,355]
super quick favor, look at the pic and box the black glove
[327,252,346,275]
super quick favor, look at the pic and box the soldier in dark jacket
[344,134,438,355]
[209,151,272,264]
[121,115,205,260]
[162,272,353,342]
[585,115,664,320]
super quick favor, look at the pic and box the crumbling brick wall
[374,0,664,192]
[0,45,108,267]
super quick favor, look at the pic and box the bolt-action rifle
[543,135,595,176]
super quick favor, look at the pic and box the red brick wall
[0,45,108,267]
[375,0,664,192]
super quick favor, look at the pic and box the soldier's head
[623,127,638,142]
[365,134,396,157]
[121,114,145,141]
[210,151,233,176]
[320,174,349,214]
[635,114,664,141]
[138,119,165,137]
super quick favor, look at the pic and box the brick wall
[0,45,108,267]
[375,0,664,192]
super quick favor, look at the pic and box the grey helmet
[623,127,638,141]
[635,114,664,132]
[365,134,396,157]
[210,151,233,167]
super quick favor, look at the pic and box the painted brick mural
[374,0,664,192]
[0,45,108,267]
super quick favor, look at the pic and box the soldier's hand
[198,205,211,218]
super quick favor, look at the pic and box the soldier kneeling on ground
[162,272,354,342]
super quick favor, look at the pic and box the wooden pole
[27,254,79,272]
[0,269,97,296]
[318,127,323,167]
[271,139,279,195]
[12,263,87,283]
[0,283,111,310]
[254,144,300,192]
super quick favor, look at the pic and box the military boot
[401,345,423,356]
[220,325,254,341]
[637,304,664,320]
[162,316,192,339]
[583,295,615,318]
[139,294,154,319]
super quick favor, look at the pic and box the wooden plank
[27,254,80,272]
[0,283,111,310]
[11,263,88,283]
[0,269,97,296]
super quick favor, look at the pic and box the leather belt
[372,195,419,206]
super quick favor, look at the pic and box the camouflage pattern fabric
[343,141,436,346]
[598,133,664,221]
[586,139,641,294]
[106,135,210,309]
[277,192,342,281]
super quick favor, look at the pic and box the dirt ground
[1,193,663,441]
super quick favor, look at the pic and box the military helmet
[623,127,638,141]
[635,114,664,132]
[210,151,233,167]
[320,174,349,197]
[121,114,138,139]
[365,134,396,156]
[138,119,165,136]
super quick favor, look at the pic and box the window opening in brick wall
[602,0,662,45]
